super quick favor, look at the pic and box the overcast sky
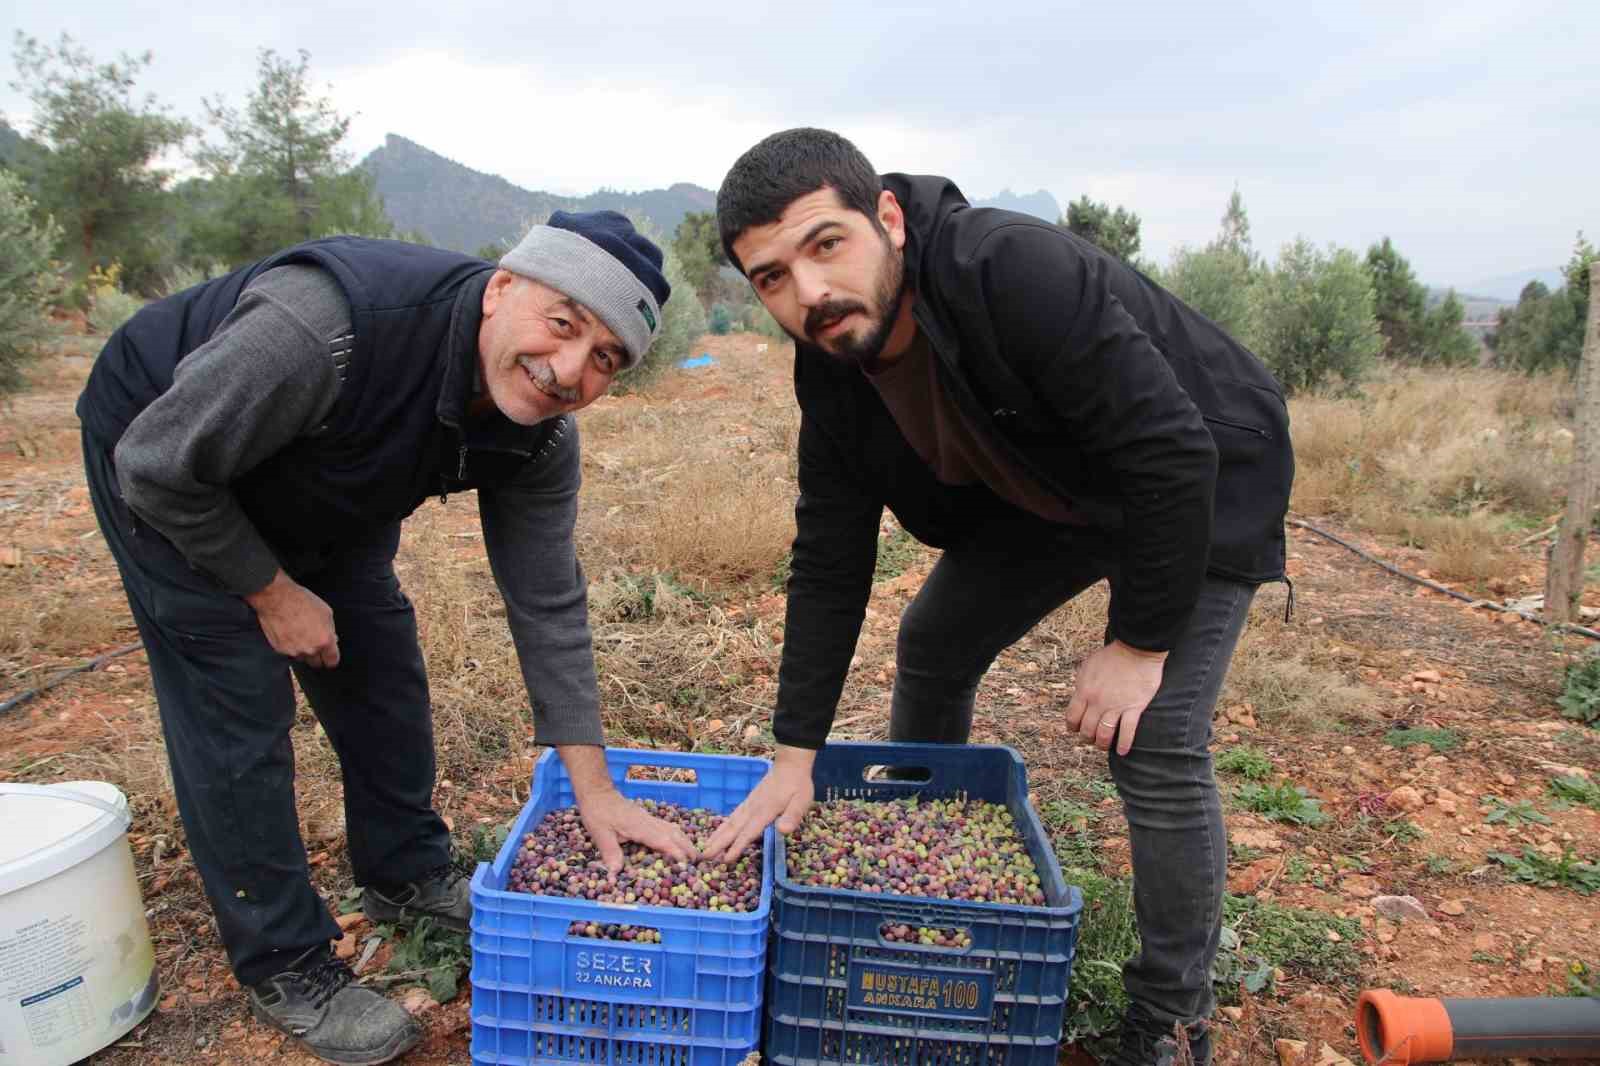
[4,1,1594,289]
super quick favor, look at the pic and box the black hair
[716,128,882,273]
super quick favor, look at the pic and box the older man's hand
[245,570,340,669]
[576,789,698,873]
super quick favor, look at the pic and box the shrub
[1165,242,1255,344]
[1489,235,1596,374]
[0,169,60,396]
[616,241,706,394]
[1248,238,1382,393]
[85,262,146,335]
[708,302,733,335]
[1559,654,1600,727]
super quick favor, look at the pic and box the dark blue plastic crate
[764,742,1082,1066]
[471,748,774,1066]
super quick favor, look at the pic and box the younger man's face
[732,187,907,365]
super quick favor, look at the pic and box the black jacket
[773,174,1293,749]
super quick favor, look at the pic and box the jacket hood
[882,173,972,288]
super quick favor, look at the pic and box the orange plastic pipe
[1358,990,1455,1064]
[1357,989,1600,1063]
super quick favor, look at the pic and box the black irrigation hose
[1288,518,1600,642]
[0,641,145,717]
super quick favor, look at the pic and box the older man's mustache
[518,355,580,403]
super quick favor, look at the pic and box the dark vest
[77,237,568,575]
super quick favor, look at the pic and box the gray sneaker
[249,946,421,1065]
[364,862,472,934]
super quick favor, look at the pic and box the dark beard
[791,242,907,369]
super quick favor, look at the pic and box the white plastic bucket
[0,782,159,1066]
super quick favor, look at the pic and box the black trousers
[83,433,450,986]
[887,522,1255,1028]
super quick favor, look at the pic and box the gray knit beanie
[499,210,671,369]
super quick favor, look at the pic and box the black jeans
[83,433,450,986]
[888,523,1254,1028]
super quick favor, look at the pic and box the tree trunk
[1546,267,1600,623]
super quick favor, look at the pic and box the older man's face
[477,270,626,424]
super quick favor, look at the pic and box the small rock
[1387,786,1425,812]
[1497,773,1517,786]
[1340,875,1379,898]
[1276,1038,1309,1066]
[334,932,357,960]
[743,724,761,741]
[1521,956,1545,974]
[1372,895,1430,922]
[1377,928,1395,944]
[1436,799,1458,816]
[1232,828,1284,852]
[1438,899,1467,917]
[159,994,179,1011]
[1411,669,1442,684]
[1315,1045,1357,1066]
[1472,933,1497,951]
[1436,787,1460,803]
[707,718,725,732]
[400,988,438,1015]
[1326,929,1343,943]
[335,911,367,931]
[1220,1005,1244,1021]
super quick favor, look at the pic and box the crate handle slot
[861,764,932,784]
[877,921,974,950]
[624,764,699,784]
[566,919,664,945]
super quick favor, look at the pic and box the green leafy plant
[1060,868,1137,1053]
[1423,855,1456,876]
[1383,727,1462,752]
[1558,654,1600,726]
[1549,774,1600,810]
[1483,797,1551,827]
[1214,745,1273,780]
[1488,848,1600,895]
[470,820,512,864]
[1235,782,1330,826]
[1384,818,1424,843]
[1565,959,1598,997]
[377,916,468,1003]
[873,528,922,582]
[1218,894,1362,996]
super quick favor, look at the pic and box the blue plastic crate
[763,742,1083,1066]
[471,748,775,1066]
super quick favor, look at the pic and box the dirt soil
[2,332,1596,1066]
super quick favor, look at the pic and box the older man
[702,130,1294,1066]
[77,213,688,1064]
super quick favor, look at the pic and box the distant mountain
[1451,267,1564,303]
[971,188,1062,222]
[0,119,32,167]
[360,134,715,253]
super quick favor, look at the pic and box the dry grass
[1222,613,1378,732]
[1290,367,1572,584]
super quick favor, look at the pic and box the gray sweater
[114,265,604,746]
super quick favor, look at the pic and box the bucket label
[847,959,995,1019]
[18,975,92,1048]
[571,948,658,994]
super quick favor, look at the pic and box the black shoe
[249,946,420,1065]
[1107,1008,1212,1066]
[364,861,472,934]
